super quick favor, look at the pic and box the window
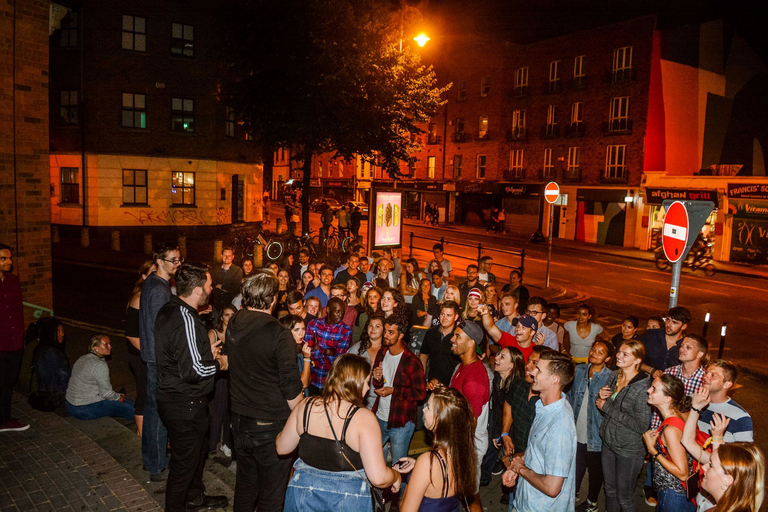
[454,118,464,142]
[546,105,558,136]
[171,98,194,132]
[567,147,580,179]
[171,171,195,205]
[573,55,586,88]
[549,61,561,92]
[427,156,436,179]
[480,76,490,97]
[511,109,526,139]
[509,150,524,178]
[226,107,235,137]
[60,91,78,125]
[609,97,630,131]
[122,93,146,129]
[478,116,488,139]
[568,102,584,136]
[543,148,554,179]
[59,12,78,47]
[428,122,437,144]
[476,155,486,179]
[407,160,415,176]
[453,154,463,179]
[123,169,148,205]
[605,145,627,179]
[457,81,467,101]
[122,15,146,52]
[60,167,79,203]
[514,67,528,96]
[613,46,633,81]
[171,23,194,57]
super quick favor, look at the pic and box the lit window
[171,23,194,57]
[428,156,436,179]
[171,171,195,205]
[478,116,488,139]
[122,15,146,52]
[61,167,79,203]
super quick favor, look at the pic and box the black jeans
[158,398,209,512]
[576,442,604,503]
[231,412,292,512]
[0,349,23,424]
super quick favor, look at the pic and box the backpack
[657,416,709,500]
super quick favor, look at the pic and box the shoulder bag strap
[324,404,372,483]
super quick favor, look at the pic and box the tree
[219,0,448,236]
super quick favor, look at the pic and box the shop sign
[730,217,768,264]
[491,183,539,196]
[727,183,768,200]
[645,188,717,205]
[728,200,768,219]
[322,179,350,188]
[410,181,441,191]
[371,190,403,249]
[458,182,483,193]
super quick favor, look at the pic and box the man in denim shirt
[504,351,576,512]
[566,340,614,512]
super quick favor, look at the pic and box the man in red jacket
[0,243,28,432]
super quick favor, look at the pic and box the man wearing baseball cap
[480,307,539,361]
[449,321,492,511]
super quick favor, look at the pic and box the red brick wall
[0,0,53,322]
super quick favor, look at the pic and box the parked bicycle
[231,228,283,261]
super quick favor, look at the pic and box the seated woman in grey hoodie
[596,339,651,512]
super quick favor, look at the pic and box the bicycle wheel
[266,240,284,260]
[655,258,669,270]
[325,235,339,252]
[340,236,355,253]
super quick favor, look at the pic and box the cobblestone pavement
[0,395,161,512]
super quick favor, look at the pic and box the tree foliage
[219,0,449,233]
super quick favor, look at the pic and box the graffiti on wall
[123,208,231,226]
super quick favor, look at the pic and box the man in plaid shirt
[305,297,351,395]
[372,314,426,472]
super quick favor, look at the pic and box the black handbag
[324,405,387,512]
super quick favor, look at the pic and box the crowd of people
[0,238,765,512]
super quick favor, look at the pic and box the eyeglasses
[163,258,184,264]
[526,309,543,315]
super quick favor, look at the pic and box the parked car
[310,197,341,213]
[344,201,369,218]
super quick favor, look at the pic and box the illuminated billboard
[371,190,403,249]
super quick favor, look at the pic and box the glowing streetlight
[413,33,430,47]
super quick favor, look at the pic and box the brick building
[0,0,53,320]
[48,0,264,248]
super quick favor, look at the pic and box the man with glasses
[477,256,496,286]
[421,301,461,388]
[525,297,558,350]
[139,242,182,481]
[211,247,243,312]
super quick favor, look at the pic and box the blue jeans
[657,488,695,512]
[142,362,169,475]
[377,418,415,464]
[601,446,645,512]
[285,458,371,512]
[231,413,292,512]
[66,399,135,421]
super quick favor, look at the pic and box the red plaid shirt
[372,346,426,429]
[305,318,352,389]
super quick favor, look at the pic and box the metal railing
[407,232,525,277]
[23,302,54,319]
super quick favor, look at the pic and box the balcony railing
[426,134,442,145]
[513,85,528,97]
[546,80,562,94]
[609,68,635,83]
[601,119,633,134]
[453,132,466,143]
[539,168,556,181]
[565,122,585,137]
[503,169,526,181]
[542,124,560,138]
[601,168,629,183]
[569,76,588,90]
[476,131,492,141]
[506,127,527,141]
[563,168,582,182]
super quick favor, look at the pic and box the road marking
[679,286,731,297]
[641,278,669,285]
[629,292,664,303]
[590,285,614,292]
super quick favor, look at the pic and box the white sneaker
[220,444,232,457]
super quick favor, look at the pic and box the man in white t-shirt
[432,243,453,281]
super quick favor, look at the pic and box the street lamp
[414,33,430,47]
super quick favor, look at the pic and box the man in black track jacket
[155,262,228,512]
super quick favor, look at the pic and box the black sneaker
[149,468,168,482]
[644,486,657,507]
[492,459,505,476]
[500,493,510,505]
[186,494,229,511]
[576,500,598,512]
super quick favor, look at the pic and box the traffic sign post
[660,200,715,308]
[544,182,560,288]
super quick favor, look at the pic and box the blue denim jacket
[566,363,612,452]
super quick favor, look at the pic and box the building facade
[48,0,264,247]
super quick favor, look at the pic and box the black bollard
[717,322,728,359]
[702,310,710,339]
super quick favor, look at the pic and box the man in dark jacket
[0,243,28,432]
[155,262,228,512]
[227,269,304,512]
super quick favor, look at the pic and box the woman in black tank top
[277,354,402,512]
[393,387,477,512]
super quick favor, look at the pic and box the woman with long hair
[353,286,382,343]
[299,270,314,295]
[412,279,436,324]
[347,314,384,409]
[280,315,312,393]
[564,304,605,363]
[483,283,501,320]
[394,387,478,512]
[400,258,423,304]
[700,443,765,512]
[277,354,402,512]
[380,288,406,320]
[611,316,639,351]
[125,260,155,436]
[347,278,362,308]
[481,346,524,487]
[426,260,442,283]
[596,340,651,512]
[206,305,237,455]
[32,317,70,399]
[643,375,695,512]
[274,269,292,319]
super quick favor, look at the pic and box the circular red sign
[662,201,689,263]
[544,182,560,204]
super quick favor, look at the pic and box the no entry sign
[544,182,560,204]
[662,201,689,263]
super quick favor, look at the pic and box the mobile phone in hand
[392,460,408,469]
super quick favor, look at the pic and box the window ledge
[121,203,150,208]
[170,204,197,208]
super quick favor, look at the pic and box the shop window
[171,171,195,205]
